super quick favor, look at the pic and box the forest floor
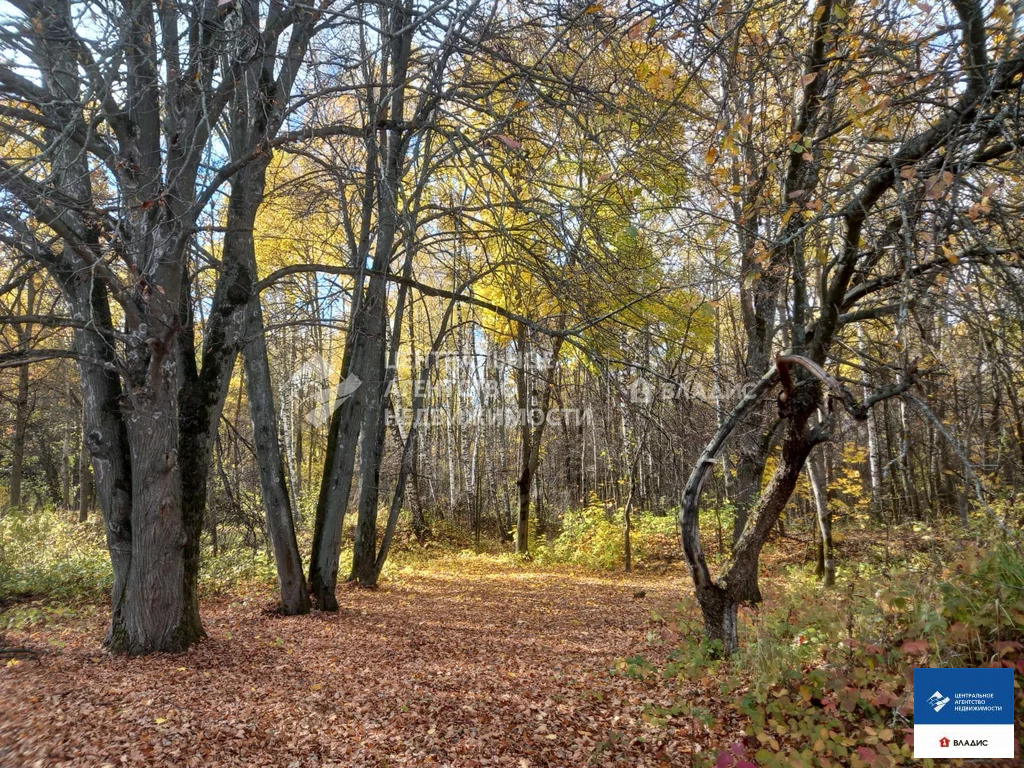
[0,560,737,768]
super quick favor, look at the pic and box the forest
[1,0,1023,764]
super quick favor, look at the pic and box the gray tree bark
[808,449,835,587]
[7,272,37,511]
[242,288,311,614]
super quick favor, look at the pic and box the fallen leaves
[0,565,726,767]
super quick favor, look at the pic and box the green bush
[934,543,1024,655]
[631,512,680,564]
[641,538,1024,767]
[0,509,112,604]
[533,502,679,570]
[0,508,282,612]
[199,548,279,596]
[536,503,622,569]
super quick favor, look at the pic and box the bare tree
[679,0,1024,653]
[0,0,326,650]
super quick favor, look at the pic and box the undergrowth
[0,509,282,629]
[533,501,682,570]
[620,525,1024,767]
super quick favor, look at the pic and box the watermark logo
[304,372,361,427]
[913,668,1013,759]
[288,351,758,430]
[289,354,362,427]
[928,690,950,713]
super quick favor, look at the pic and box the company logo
[928,690,951,713]
[914,668,1014,759]
[937,737,987,749]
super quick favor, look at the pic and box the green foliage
[633,513,683,564]
[0,509,112,604]
[0,509,280,626]
[645,538,1024,768]
[536,503,622,569]
[533,502,678,570]
[199,549,279,597]
[935,544,1024,654]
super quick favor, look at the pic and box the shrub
[199,548,279,597]
[0,508,283,614]
[0,509,112,604]
[641,537,1024,767]
[536,503,623,569]
[532,502,681,571]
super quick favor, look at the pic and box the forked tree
[0,0,326,651]
[677,0,1024,653]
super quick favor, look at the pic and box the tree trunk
[513,326,564,556]
[115,301,204,654]
[308,302,370,607]
[243,294,311,614]
[350,106,438,585]
[731,449,765,545]
[681,371,819,655]
[375,295,454,575]
[696,584,740,655]
[348,285,390,586]
[9,358,30,511]
[8,276,36,511]
[624,500,633,574]
[118,403,189,654]
[338,142,403,587]
[61,418,71,509]
[78,433,91,523]
[858,328,882,516]
[308,127,380,607]
[808,450,835,586]
[62,271,134,649]
[283,335,302,521]
[406,292,428,542]
[515,324,532,555]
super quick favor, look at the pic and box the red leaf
[992,640,1021,656]
[496,134,522,150]
[900,639,929,654]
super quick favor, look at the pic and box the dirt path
[0,565,734,767]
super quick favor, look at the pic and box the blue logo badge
[913,667,1015,759]
[914,668,1014,725]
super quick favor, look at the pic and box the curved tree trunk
[681,366,821,654]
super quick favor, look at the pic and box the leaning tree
[677,0,1024,653]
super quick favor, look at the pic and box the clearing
[0,563,727,767]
